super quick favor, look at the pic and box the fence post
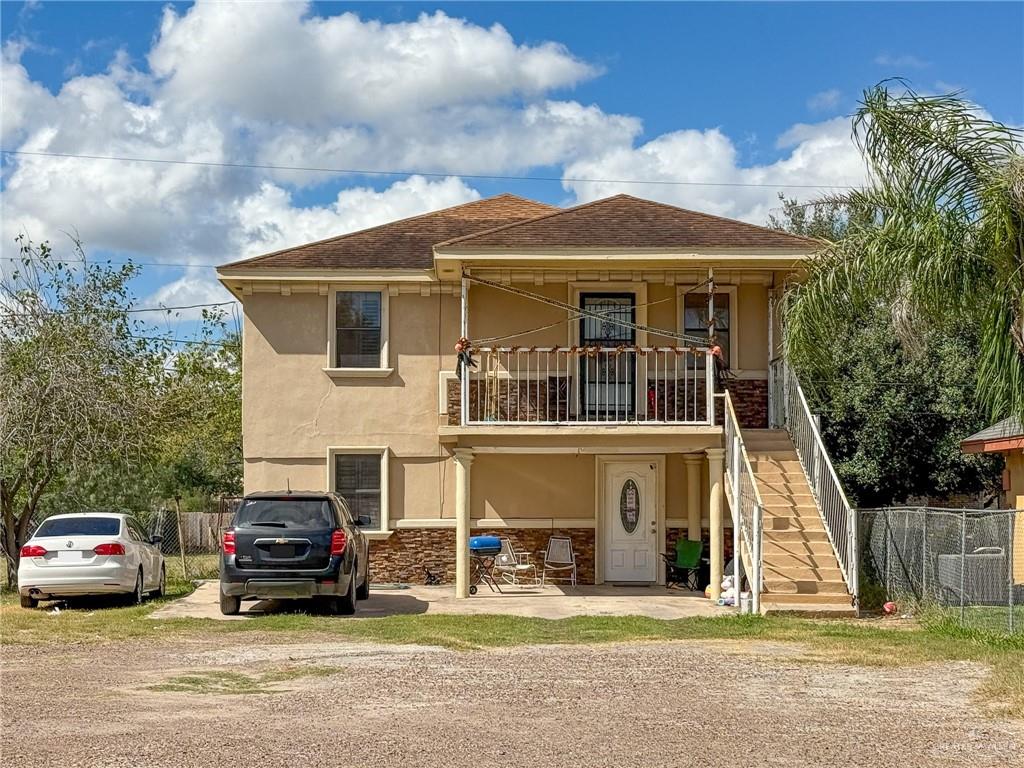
[174,495,188,582]
[959,509,967,626]
[921,509,928,600]
[731,435,742,613]
[1009,512,1015,635]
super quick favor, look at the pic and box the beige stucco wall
[472,454,595,520]
[240,274,772,528]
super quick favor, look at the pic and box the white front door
[604,461,658,582]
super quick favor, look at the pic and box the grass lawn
[2,582,1023,718]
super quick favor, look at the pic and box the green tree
[0,237,169,584]
[784,84,1024,421]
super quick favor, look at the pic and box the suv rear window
[235,498,336,529]
[35,517,121,537]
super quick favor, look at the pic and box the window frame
[677,285,739,372]
[325,286,392,378]
[327,447,389,534]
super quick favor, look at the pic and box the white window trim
[327,446,390,535]
[677,285,739,372]
[324,286,392,379]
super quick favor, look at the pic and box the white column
[453,448,474,599]
[460,276,469,426]
[706,447,726,601]
[684,454,702,542]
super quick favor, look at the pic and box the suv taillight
[330,529,347,556]
[20,544,47,558]
[222,529,236,555]
[93,542,126,556]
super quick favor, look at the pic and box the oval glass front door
[620,478,640,534]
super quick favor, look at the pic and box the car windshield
[34,517,121,537]
[235,498,334,529]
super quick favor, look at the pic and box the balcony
[455,346,715,426]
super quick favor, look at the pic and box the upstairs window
[683,292,731,367]
[335,291,382,368]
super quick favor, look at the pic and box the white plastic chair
[541,536,577,586]
[494,537,538,585]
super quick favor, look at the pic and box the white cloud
[807,88,841,113]
[874,53,930,70]
[562,117,867,224]
[234,175,480,257]
[141,268,237,323]
[1,4,632,264]
[148,3,598,125]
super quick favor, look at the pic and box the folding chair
[661,539,703,591]
[494,537,538,586]
[541,536,577,586]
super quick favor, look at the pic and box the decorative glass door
[579,293,635,420]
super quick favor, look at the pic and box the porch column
[705,448,726,601]
[684,454,702,542]
[453,448,474,599]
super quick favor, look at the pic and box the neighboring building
[217,193,856,611]
[961,416,1024,583]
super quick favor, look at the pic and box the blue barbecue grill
[468,535,503,595]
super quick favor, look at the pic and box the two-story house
[217,193,858,613]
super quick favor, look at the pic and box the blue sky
[2,1,1022,334]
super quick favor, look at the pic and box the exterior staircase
[742,429,856,616]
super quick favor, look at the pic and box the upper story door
[579,293,636,420]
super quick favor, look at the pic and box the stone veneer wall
[369,527,596,585]
[722,379,768,429]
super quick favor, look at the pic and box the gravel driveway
[3,633,1021,767]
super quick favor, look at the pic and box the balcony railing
[459,346,715,426]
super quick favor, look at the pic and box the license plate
[56,551,85,561]
[269,544,295,558]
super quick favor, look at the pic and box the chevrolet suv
[219,491,370,616]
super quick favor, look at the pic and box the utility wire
[1,149,864,191]
[464,273,709,346]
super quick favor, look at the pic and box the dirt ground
[2,633,1022,768]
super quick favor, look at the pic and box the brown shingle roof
[220,194,556,271]
[436,194,819,250]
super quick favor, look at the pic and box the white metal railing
[460,346,715,426]
[722,390,763,613]
[769,358,858,601]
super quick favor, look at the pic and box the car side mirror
[150,534,163,545]
[356,515,372,527]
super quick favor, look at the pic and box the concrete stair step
[763,540,838,558]
[760,492,816,507]
[763,565,844,582]
[764,578,849,595]
[755,478,814,494]
[763,529,831,544]
[763,516,825,532]
[763,505,822,518]
[748,451,799,461]
[752,459,804,473]
[761,553,837,569]
[760,599,858,617]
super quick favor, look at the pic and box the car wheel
[155,565,167,598]
[336,570,357,616]
[128,569,144,606]
[219,589,241,616]
[356,556,370,600]
[19,595,37,609]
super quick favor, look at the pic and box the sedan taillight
[93,542,126,556]
[20,544,47,558]
[222,529,236,555]
[330,529,347,556]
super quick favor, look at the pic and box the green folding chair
[661,538,703,591]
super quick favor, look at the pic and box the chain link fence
[1,496,241,592]
[859,507,1024,635]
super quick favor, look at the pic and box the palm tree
[784,83,1024,419]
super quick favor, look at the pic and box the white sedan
[17,513,166,608]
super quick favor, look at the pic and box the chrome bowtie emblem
[66,541,73,548]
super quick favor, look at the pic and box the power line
[1,255,219,269]
[1,301,237,318]
[1,149,863,191]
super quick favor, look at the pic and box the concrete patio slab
[149,581,728,621]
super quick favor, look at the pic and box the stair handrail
[770,358,858,602]
[721,390,763,614]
